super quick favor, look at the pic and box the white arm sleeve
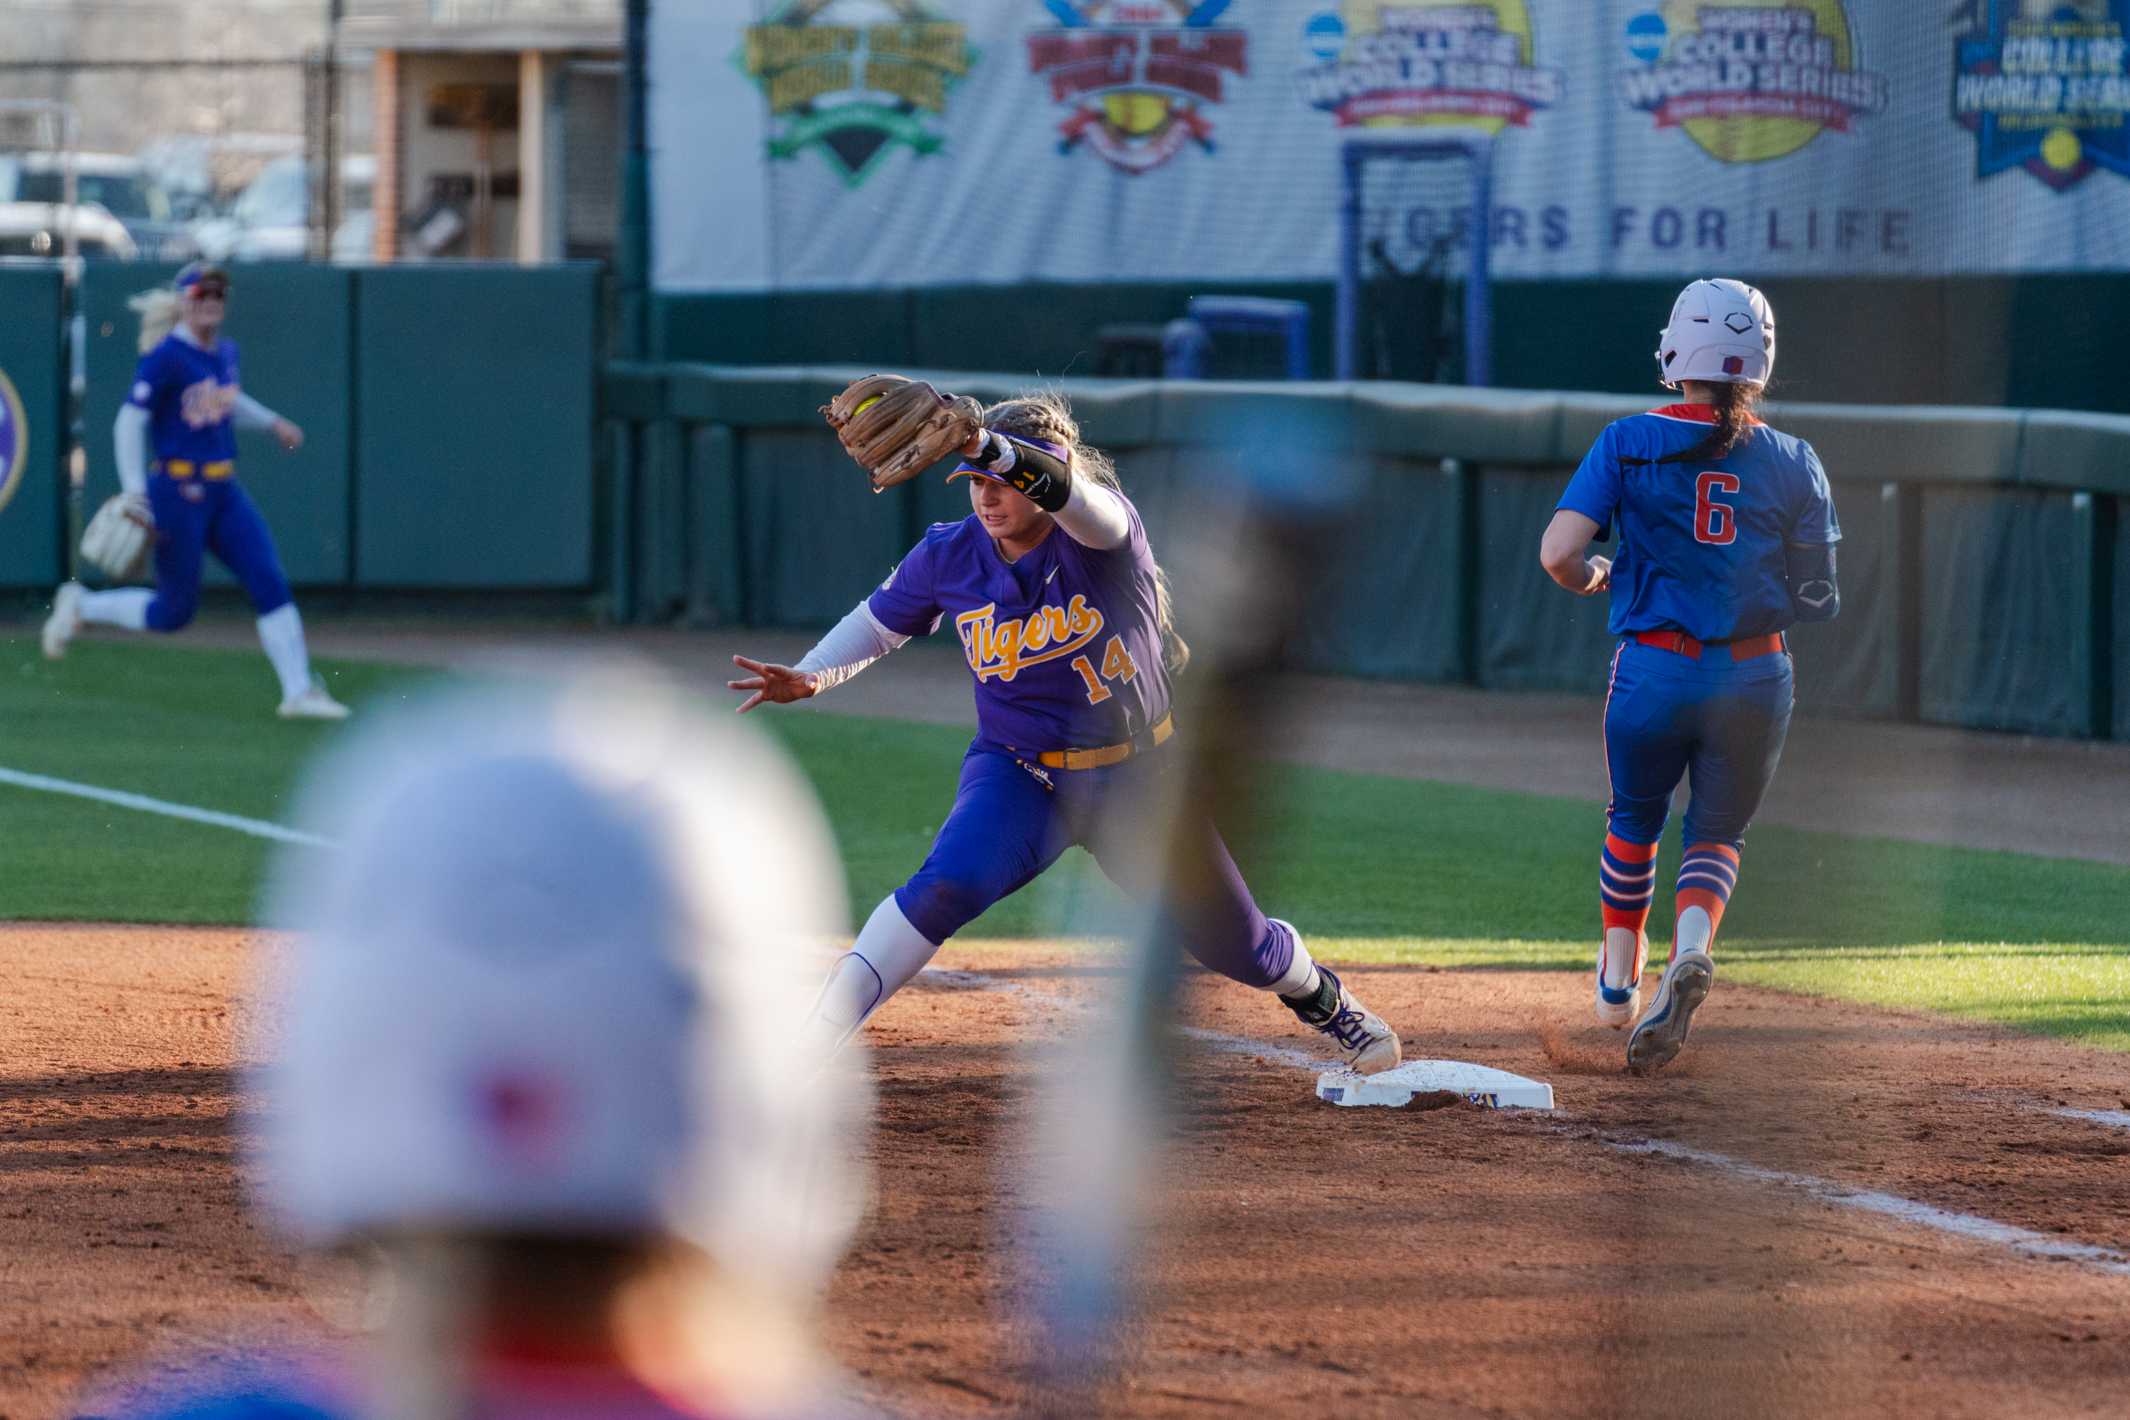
[794,600,909,693]
[112,405,150,497]
[232,391,282,431]
[1052,476,1132,551]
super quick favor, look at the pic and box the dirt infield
[8,926,2129,1418]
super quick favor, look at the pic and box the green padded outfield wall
[605,366,2130,739]
[82,262,355,588]
[2116,508,2130,743]
[0,266,64,589]
[353,264,599,587]
[1473,468,1616,695]
[1784,481,1898,720]
[656,276,2130,416]
[1918,488,2092,740]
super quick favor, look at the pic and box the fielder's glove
[821,374,983,492]
[80,493,156,582]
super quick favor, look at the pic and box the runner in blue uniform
[1540,279,1841,1073]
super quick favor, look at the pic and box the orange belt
[1632,629,1786,662]
[1037,713,1174,771]
[154,459,235,480]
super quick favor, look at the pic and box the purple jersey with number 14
[868,496,1171,752]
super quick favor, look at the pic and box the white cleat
[1285,965,1401,1076]
[41,582,83,660]
[278,681,351,721]
[1627,949,1714,1075]
[1594,926,1648,1028]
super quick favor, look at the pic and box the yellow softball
[855,394,883,416]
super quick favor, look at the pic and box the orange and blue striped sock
[1600,833,1658,936]
[1673,842,1740,960]
[1599,834,1658,996]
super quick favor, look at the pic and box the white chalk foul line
[928,966,2130,1281]
[1614,1138,2130,1276]
[0,765,329,848]
[2052,1107,2130,1131]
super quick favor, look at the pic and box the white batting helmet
[254,667,865,1295]
[1655,278,1776,389]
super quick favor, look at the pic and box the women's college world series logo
[1295,1,1564,131]
[741,0,976,185]
[1954,0,2130,190]
[1620,1,1888,162]
[1025,2,1247,173]
[0,367,26,514]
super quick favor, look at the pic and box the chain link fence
[0,53,373,264]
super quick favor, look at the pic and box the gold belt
[155,459,234,480]
[1036,714,1174,771]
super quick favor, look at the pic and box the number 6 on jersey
[1694,471,1740,546]
[1071,635,1139,704]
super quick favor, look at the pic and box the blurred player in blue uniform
[1539,280,1840,1073]
[731,392,1401,1074]
[79,671,874,1420]
[42,263,348,719]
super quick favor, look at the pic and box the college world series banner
[650,1,2130,291]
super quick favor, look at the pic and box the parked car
[192,154,374,262]
[1,152,192,260]
[0,200,137,260]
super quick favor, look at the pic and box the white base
[1317,1059,1554,1111]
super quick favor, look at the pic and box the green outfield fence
[4,262,2123,742]
[602,364,2129,743]
[0,266,67,590]
[654,275,2130,415]
[58,260,603,594]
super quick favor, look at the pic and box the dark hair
[1668,380,1761,465]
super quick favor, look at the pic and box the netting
[1339,139,1491,385]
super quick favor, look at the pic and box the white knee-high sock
[256,604,313,700]
[1268,918,1322,999]
[803,895,943,1052]
[79,588,152,631]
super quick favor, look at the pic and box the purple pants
[894,743,1293,989]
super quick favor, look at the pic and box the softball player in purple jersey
[40,263,348,719]
[1540,280,1840,1073]
[732,393,1401,1073]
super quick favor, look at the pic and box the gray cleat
[1627,949,1714,1075]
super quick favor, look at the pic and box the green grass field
[5,632,2127,1050]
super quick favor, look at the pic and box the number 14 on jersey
[1071,636,1139,704]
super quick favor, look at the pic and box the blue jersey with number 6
[1557,403,1841,643]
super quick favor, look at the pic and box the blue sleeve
[1557,423,1623,537]
[866,536,943,638]
[127,344,173,409]
[1789,445,1841,545]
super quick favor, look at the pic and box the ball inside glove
[821,374,983,492]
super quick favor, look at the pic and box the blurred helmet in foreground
[1655,278,1776,389]
[256,668,865,1297]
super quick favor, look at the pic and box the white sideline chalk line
[1615,1138,2130,1276]
[2052,1107,2130,1131]
[929,967,2130,1280]
[0,765,329,848]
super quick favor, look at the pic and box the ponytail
[982,391,1192,676]
[129,289,179,353]
[1667,381,1761,465]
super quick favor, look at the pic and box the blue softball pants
[1603,639,1795,849]
[894,743,1293,989]
[144,473,293,631]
